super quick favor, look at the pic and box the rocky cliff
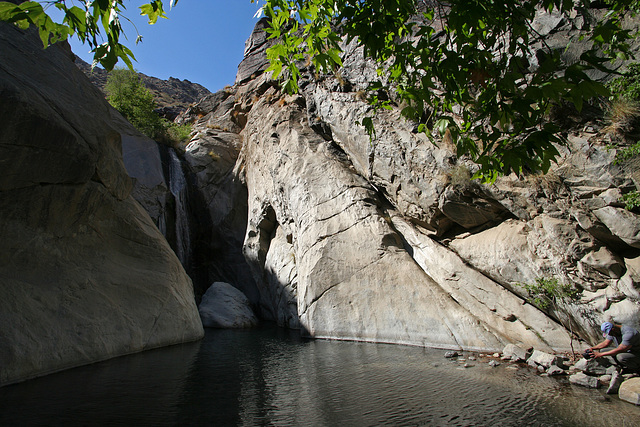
[3,6,640,386]
[75,58,211,120]
[0,23,203,386]
[174,11,640,352]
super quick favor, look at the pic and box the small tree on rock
[105,67,164,139]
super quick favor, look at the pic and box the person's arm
[594,343,631,358]
[589,338,612,351]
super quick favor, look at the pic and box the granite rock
[198,282,258,328]
[0,23,203,386]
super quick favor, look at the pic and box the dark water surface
[2,325,640,426]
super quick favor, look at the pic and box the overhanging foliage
[1,0,638,181]
[0,0,178,70]
[259,0,639,181]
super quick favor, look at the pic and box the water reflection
[0,338,201,426]
[2,325,640,426]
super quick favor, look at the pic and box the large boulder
[619,377,640,405]
[198,282,258,328]
[593,206,640,249]
[0,23,203,386]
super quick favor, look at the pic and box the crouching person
[586,322,640,394]
[588,322,640,373]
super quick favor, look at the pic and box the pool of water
[1,324,640,426]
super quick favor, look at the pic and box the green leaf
[140,1,168,25]
[434,118,451,136]
[326,48,343,68]
[0,2,19,21]
[265,60,284,79]
[64,6,87,35]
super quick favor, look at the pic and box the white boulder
[199,282,258,328]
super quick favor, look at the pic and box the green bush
[614,141,640,164]
[608,66,640,210]
[105,68,164,139]
[105,68,193,146]
[164,121,192,145]
[622,191,640,210]
[611,133,640,212]
[518,278,578,311]
[608,63,640,102]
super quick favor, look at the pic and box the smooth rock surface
[570,372,601,388]
[0,23,203,386]
[198,282,258,328]
[502,344,530,362]
[235,81,574,352]
[619,377,640,405]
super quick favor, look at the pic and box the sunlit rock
[570,372,601,388]
[619,377,640,405]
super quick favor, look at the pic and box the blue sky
[63,1,264,92]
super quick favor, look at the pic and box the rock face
[0,23,203,386]
[198,282,258,328]
[236,89,570,352]
[235,17,274,85]
[175,12,640,353]
[5,5,640,386]
[75,58,211,120]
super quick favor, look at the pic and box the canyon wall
[0,23,203,387]
[178,13,640,352]
[3,6,640,386]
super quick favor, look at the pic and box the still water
[2,324,640,426]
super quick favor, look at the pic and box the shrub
[518,278,578,311]
[605,63,640,137]
[610,130,640,212]
[608,63,640,102]
[518,277,581,356]
[613,141,640,164]
[164,121,192,144]
[604,97,640,136]
[622,191,640,210]
[105,68,163,139]
[105,68,192,146]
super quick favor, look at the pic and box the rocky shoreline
[444,344,640,406]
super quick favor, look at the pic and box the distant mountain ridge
[75,57,211,120]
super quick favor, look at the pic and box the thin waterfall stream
[168,148,193,272]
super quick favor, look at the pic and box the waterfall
[168,149,192,272]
